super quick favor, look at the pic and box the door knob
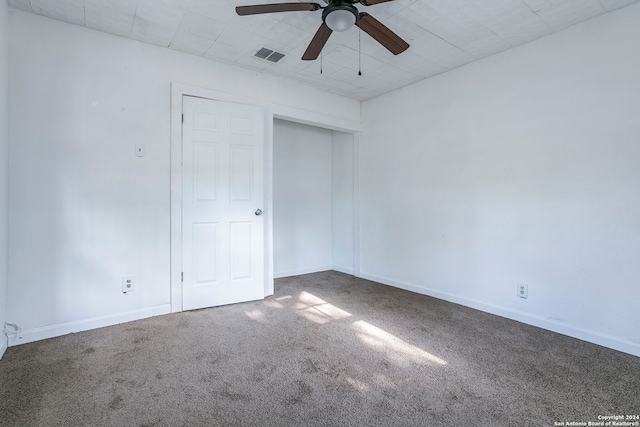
[255,209,263,216]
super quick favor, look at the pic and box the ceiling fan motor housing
[322,1,360,32]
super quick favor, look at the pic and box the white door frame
[170,82,361,312]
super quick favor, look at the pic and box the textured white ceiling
[8,0,640,100]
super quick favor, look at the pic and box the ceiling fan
[236,0,410,61]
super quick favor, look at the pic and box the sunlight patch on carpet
[262,300,285,309]
[346,376,371,394]
[352,320,447,366]
[295,291,352,324]
[244,309,265,322]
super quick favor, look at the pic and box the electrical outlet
[122,276,135,293]
[517,282,528,299]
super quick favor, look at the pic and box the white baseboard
[0,335,7,360]
[360,272,640,358]
[274,265,332,279]
[8,304,172,346]
[332,265,354,275]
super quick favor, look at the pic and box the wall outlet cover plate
[517,282,528,299]
[122,276,135,293]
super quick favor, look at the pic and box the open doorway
[273,119,356,278]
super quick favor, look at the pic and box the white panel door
[182,96,265,310]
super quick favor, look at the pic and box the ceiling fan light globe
[325,9,357,32]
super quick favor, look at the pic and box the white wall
[361,3,640,356]
[331,131,354,274]
[0,0,9,359]
[273,121,355,278]
[273,120,333,277]
[7,9,359,344]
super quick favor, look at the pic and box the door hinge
[181,272,184,282]
[181,114,184,123]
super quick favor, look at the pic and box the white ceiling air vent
[254,47,286,63]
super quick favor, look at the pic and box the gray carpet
[1,271,638,426]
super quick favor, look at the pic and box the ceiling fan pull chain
[358,28,362,76]
[320,50,323,74]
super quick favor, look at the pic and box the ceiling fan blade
[236,2,321,16]
[302,23,333,60]
[359,0,394,5]
[356,12,409,55]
